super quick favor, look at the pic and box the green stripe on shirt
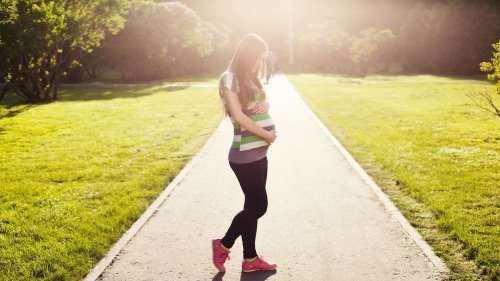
[241,135,265,144]
[249,112,272,122]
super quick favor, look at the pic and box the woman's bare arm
[222,88,276,144]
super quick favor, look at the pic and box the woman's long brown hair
[223,34,269,117]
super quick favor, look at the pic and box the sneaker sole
[211,240,225,273]
[242,268,277,273]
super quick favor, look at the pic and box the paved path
[86,74,448,281]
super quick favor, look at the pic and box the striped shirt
[218,70,276,164]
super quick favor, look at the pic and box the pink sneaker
[241,256,277,272]
[212,239,230,272]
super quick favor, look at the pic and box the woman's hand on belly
[264,130,277,144]
[250,101,269,115]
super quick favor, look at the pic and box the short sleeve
[218,71,239,94]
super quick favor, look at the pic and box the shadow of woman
[211,270,277,281]
[240,270,277,281]
[212,272,225,281]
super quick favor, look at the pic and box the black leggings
[221,156,268,259]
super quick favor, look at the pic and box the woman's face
[251,51,267,74]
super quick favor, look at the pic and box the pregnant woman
[212,34,278,273]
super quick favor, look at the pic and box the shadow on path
[211,270,277,281]
[240,270,277,281]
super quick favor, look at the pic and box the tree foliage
[2,0,499,95]
[297,23,396,75]
[349,28,396,75]
[101,1,229,82]
[181,0,500,76]
[467,40,500,117]
[297,21,351,72]
[480,40,500,94]
[399,1,500,75]
[0,0,130,102]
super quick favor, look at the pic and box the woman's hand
[264,130,277,144]
[250,101,269,115]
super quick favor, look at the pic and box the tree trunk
[0,84,11,100]
[53,83,59,100]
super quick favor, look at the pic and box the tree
[481,40,500,95]
[399,1,500,75]
[0,0,131,102]
[195,21,231,75]
[297,21,351,72]
[349,27,396,76]
[428,1,500,75]
[103,1,225,82]
[468,40,500,117]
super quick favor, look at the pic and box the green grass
[0,83,222,280]
[287,74,499,281]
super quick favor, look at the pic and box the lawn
[0,83,222,280]
[287,74,499,281]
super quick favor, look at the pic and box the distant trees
[349,28,396,76]
[0,0,130,102]
[400,1,500,75]
[297,24,396,76]
[295,1,500,76]
[0,0,231,100]
[1,0,499,102]
[296,21,351,72]
[398,2,432,73]
[197,21,231,75]
[81,2,230,83]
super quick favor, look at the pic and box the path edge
[282,73,450,274]
[83,118,226,281]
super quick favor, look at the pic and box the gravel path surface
[86,74,448,281]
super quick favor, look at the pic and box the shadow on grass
[0,102,39,120]
[316,72,488,83]
[72,73,217,85]
[57,85,188,102]
[0,85,188,120]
